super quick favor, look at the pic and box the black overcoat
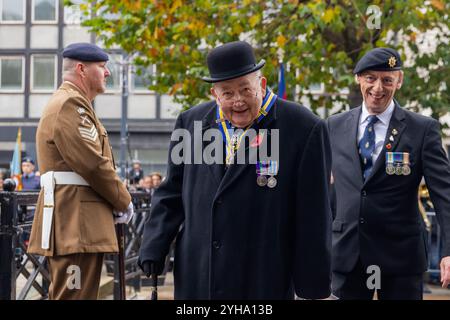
[139,98,332,299]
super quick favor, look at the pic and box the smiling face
[211,71,267,128]
[356,70,403,114]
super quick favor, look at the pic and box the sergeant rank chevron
[78,125,98,142]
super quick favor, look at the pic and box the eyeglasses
[215,78,261,104]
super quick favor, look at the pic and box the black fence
[0,189,444,300]
[0,190,163,300]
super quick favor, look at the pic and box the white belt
[40,171,89,249]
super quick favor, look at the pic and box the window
[32,55,56,91]
[64,0,88,25]
[0,56,24,91]
[131,65,154,92]
[106,55,121,92]
[33,0,57,23]
[1,0,25,22]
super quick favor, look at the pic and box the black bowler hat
[62,42,109,62]
[202,41,265,83]
[353,47,402,74]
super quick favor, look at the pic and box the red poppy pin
[386,143,392,150]
[251,133,265,148]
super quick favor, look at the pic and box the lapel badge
[389,135,394,142]
[77,107,86,114]
[392,128,398,135]
[250,132,265,148]
[386,143,392,150]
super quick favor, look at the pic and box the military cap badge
[388,56,396,68]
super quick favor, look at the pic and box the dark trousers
[332,259,423,300]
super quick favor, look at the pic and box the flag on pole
[10,127,22,190]
[278,62,287,100]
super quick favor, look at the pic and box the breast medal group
[385,152,411,176]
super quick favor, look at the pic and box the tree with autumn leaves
[69,0,449,124]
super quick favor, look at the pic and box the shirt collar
[360,100,395,125]
[24,172,35,178]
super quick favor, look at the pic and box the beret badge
[388,56,397,68]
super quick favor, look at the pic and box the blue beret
[353,47,402,74]
[62,43,109,62]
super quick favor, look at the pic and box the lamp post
[119,54,130,180]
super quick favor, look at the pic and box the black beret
[62,42,109,62]
[353,47,402,74]
[22,157,34,165]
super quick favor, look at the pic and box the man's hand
[440,256,450,288]
[114,202,135,224]
[141,260,165,277]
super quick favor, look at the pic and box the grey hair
[62,58,81,77]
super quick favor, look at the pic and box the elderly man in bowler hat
[327,47,450,299]
[28,43,133,299]
[139,41,333,299]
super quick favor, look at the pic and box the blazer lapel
[346,107,364,185]
[202,104,224,187]
[363,101,407,185]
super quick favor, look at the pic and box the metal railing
[0,188,443,299]
[0,189,153,300]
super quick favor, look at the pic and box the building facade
[0,0,179,177]
[1,0,448,179]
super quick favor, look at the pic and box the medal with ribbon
[402,152,411,175]
[385,152,395,175]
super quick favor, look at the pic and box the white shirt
[358,100,395,165]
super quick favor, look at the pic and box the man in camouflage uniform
[28,43,133,300]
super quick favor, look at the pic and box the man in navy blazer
[328,47,450,299]
[138,41,333,299]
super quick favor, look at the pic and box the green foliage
[72,0,449,121]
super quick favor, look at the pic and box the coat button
[361,190,367,197]
[360,218,365,224]
[213,241,221,249]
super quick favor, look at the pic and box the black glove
[141,260,165,277]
